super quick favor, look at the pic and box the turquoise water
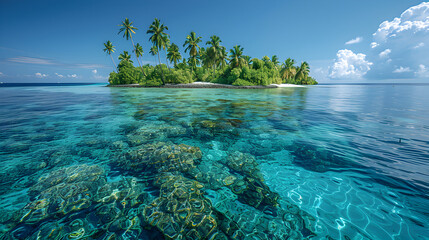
[0,83,428,239]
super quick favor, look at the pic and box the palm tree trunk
[110,54,117,72]
[165,55,172,72]
[129,36,146,77]
[213,64,216,77]
[157,51,165,85]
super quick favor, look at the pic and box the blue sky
[0,0,427,83]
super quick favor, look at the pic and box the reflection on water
[0,84,428,239]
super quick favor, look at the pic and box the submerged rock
[286,141,358,172]
[29,164,105,197]
[190,119,240,140]
[144,174,244,239]
[12,165,107,225]
[2,167,158,240]
[126,123,188,146]
[188,155,279,209]
[224,151,264,182]
[116,142,202,174]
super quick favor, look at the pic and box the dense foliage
[105,18,318,86]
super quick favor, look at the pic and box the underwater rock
[188,161,234,190]
[9,165,107,225]
[118,122,141,135]
[229,177,280,209]
[224,151,264,182]
[208,189,317,240]
[190,119,240,140]
[126,123,188,146]
[144,174,244,239]
[77,138,110,149]
[188,158,279,209]
[29,164,105,197]
[286,141,357,172]
[0,140,31,154]
[112,140,129,150]
[32,147,74,168]
[116,142,202,175]
[2,173,158,240]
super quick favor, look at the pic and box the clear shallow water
[0,83,428,239]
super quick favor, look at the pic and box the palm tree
[295,61,310,83]
[271,55,280,69]
[200,47,216,71]
[167,43,182,68]
[147,18,169,85]
[133,43,146,76]
[206,35,222,74]
[149,45,158,56]
[183,31,202,72]
[103,41,117,71]
[229,45,245,68]
[118,51,133,63]
[218,46,229,70]
[281,58,296,80]
[149,46,159,70]
[118,18,139,65]
[243,56,252,66]
[163,35,172,71]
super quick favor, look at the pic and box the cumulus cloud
[0,72,3,77]
[416,64,429,77]
[67,74,77,78]
[370,42,379,48]
[393,66,411,73]
[345,37,363,45]
[92,69,97,74]
[372,2,429,44]
[55,73,64,78]
[365,2,429,79]
[35,72,48,78]
[329,49,373,79]
[379,49,392,58]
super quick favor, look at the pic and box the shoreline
[107,82,305,89]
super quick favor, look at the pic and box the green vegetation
[104,18,317,86]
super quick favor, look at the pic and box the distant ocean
[0,83,101,87]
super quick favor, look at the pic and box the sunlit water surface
[0,84,428,239]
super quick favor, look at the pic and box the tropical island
[104,18,318,87]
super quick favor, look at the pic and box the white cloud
[329,49,373,79]
[0,72,3,77]
[345,37,363,45]
[372,2,429,44]
[92,69,97,74]
[393,66,411,73]
[7,56,108,69]
[55,73,64,78]
[35,72,48,78]
[67,74,77,78]
[379,49,391,58]
[370,42,379,48]
[9,57,55,65]
[416,64,429,77]
[413,42,425,49]
[75,64,106,69]
[365,2,429,79]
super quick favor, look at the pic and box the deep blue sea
[0,83,428,239]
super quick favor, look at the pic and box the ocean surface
[0,83,428,239]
